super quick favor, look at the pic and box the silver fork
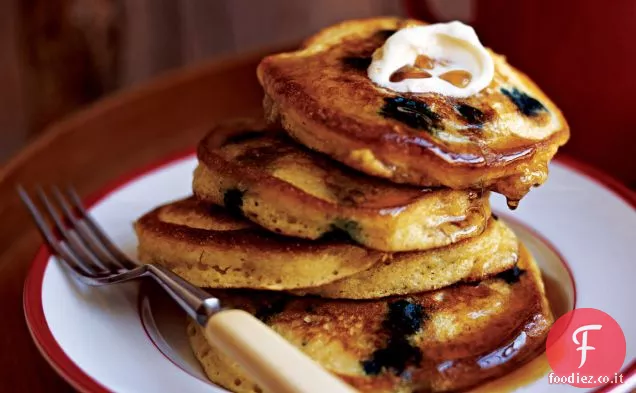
[19,186,356,393]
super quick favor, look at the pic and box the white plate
[24,152,636,393]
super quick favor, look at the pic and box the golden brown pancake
[294,216,518,299]
[135,198,515,295]
[134,197,383,290]
[195,119,490,252]
[257,17,569,205]
[188,245,552,393]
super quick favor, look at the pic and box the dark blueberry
[318,227,353,243]
[362,337,423,375]
[380,96,441,131]
[385,300,425,336]
[495,265,526,284]
[362,358,382,375]
[501,88,547,116]
[456,104,487,126]
[362,299,426,375]
[331,219,362,241]
[341,56,372,71]
[255,297,288,322]
[491,213,499,221]
[223,188,245,217]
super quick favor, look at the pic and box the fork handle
[203,309,357,393]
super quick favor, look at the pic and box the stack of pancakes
[135,17,568,393]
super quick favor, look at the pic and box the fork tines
[18,186,137,282]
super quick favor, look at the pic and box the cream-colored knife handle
[204,309,358,393]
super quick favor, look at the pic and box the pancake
[188,244,552,393]
[194,119,490,252]
[257,17,569,205]
[135,198,518,299]
[135,198,515,296]
[134,197,383,290]
[294,216,518,299]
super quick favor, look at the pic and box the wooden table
[0,48,278,392]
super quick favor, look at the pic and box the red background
[406,0,636,188]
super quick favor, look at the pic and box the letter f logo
[572,324,602,368]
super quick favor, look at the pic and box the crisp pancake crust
[257,17,570,204]
[188,245,553,393]
[294,217,518,299]
[135,198,513,295]
[195,119,490,252]
[134,197,383,290]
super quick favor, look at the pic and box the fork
[19,186,356,393]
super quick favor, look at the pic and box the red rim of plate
[22,152,636,393]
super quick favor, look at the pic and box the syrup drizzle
[388,54,473,88]
[477,331,527,369]
[506,199,520,210]
[414,54,435,69]
[389,66,432,82]
[471,273,572,392]
[440,70,472,88]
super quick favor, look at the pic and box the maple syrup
[414,54,435,69]
[440,70,472,88]
[470,272,571,392]
[389,66,432,82]
[506,199,520,210]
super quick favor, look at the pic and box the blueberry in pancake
[134,198,513,295]
[294,217,518,299]
[134,197,382,290]
[257,17,569,206]
[187,245,552,393]
[194,119,490,252]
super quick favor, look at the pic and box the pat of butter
[368,21,494,98]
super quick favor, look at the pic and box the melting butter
[368,21,494,97]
